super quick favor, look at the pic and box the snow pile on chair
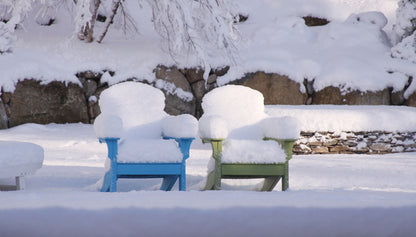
[94,82,198,163]
[199,85,300,164]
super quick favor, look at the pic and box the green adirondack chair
[199,85,299,191]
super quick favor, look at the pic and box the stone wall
[294,131,416,154]
[0,67,415,155]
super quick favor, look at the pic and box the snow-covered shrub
[393,0,416,43]
[391,31,416,63]
[147,0,239,78]
[392,0,416,63]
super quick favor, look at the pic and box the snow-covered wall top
[0,0,415,96]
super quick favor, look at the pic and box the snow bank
[118,139,183,163]
[0,141,44,178]
[222,139,286,164]
[266,105,416,132]
[162,114,198,138]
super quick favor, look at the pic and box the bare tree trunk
[97,0,121,43]
[86,0,101,42]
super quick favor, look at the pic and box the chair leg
[101,171,111,192]
[282,162,289,191]
[161,176,178,191]
[261,177,281,191]
[15,176,25,190]
[203,169,216,190]
[109,172,117,192]
[179,174,186,191]
[282,174,289,191]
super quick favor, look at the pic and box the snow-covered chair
[0,141,44,191]
[94,82,197,192]
[199,85,300,191]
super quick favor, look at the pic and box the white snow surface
[0,122,415,236]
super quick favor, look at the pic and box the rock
[164,93,196,116]
[370,143,391,152]
[207,74,217,85]
[302,16,329,26]
[212,66,230,77]
[391,89,405,105]
[84,80,98,98]
[313,86,390,105]
[7,79,89,126]
[184,67,204,84]
[329,145,349,153]
[405,91,416,107]
[311,146,329,154]
[155,65,192,93]
[191,80,207,101]
[233,72,307,105]
[0,102,8,129]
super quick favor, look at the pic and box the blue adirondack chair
[94,82,197,192]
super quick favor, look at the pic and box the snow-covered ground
[0,113,415,236]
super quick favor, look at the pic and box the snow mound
[0,141,44,178]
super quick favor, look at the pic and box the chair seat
[0,141,44,178]
[222,139,286,164]
[118,139,183,163]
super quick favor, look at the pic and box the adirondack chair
[94,82,197,192]
[199,85,300,191]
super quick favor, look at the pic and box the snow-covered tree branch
[147,0,239,77]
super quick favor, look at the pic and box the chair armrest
[264,137,297,160]
[163,137,195,160]
[94,114,123,138]
[162,114,198,138]
[199,115,229,139]
[98,137,120,161]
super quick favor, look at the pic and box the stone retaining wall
[293,131,416,155]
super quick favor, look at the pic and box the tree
[0,0,239,71]
[392,0,416,62]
